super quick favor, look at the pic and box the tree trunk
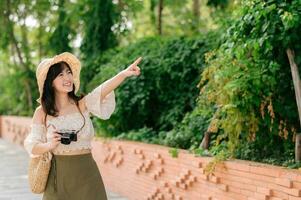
[286,48,301,162]
[20,12,30,65]
[5,0,33,110]
[117,0,124,9]
[296,134,301,162]
[150,0,156,29]
[10,44,18,66]
[38,22,42,62]
[192,0,200,32]
[157,0,163,35]
[193,0,200,18]
[200,131,211,150]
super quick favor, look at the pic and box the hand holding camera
[46,109,84,148]
[57,130,77,145]
[47,132,62,150]
[47,130,78,151]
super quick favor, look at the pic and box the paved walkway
[0,139,128,200]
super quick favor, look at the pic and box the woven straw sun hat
[36,52,81,104]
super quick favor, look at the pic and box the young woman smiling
[24,52,142,200]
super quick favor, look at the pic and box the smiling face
[42,61,81,117]
[52,63,74,94]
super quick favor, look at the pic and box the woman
[24,52,141,200]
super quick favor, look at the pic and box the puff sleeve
[84,83,116,120]
[23,124,46,158]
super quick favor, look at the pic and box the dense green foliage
[49,0,73,53]
[78,0,120,93]
[80,0,118,56]
[207,0,229,8]
[197,0,301,167]
[86,33,220,141]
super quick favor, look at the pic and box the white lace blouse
[24,84,116,158]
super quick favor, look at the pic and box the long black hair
[41,61,83,117]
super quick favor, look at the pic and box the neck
[55,92,72,110]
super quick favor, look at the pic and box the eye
[58,73,63,76]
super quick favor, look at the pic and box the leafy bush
[162,107,210,149]
[116,126,158,144]
[84,33,220,138]
[0,69,37,116]
[197,0,301,165]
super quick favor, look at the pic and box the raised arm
[81,57,142,119]
[100,57,142,98]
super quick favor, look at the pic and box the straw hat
[36,52,81,104]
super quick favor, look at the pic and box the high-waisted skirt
[42,153,108,200]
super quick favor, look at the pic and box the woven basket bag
[28,151,52,194]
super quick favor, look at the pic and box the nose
[63,73,72,82]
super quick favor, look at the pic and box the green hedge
[82,33,220,146]
[197,0,301,168]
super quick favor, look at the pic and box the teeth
[64,83,71,86]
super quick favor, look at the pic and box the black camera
[57,130,77,145]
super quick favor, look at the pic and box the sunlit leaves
[198,0,301,160]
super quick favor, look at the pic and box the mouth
[63,82,72,87]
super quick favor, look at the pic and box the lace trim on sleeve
[23,123,46,158]
[84,83,116,120]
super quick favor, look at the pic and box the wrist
[45,142,53,151]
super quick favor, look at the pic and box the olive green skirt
[42,153,108,200]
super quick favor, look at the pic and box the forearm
[100,71,127,99]
[99,57,141,98]
[31,142,52,155]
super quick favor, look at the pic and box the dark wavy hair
[41,61,83,117]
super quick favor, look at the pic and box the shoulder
[32,106,46,124]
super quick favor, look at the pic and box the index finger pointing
[133,57,142,66]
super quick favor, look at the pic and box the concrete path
[0,139,128,200]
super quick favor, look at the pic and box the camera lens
[61,138,71,145]
[60,132,71,145]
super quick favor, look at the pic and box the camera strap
[75,102,86,134]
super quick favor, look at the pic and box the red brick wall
[1,116,301,200]
[92,139,301,200]
[0,115,31,145]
